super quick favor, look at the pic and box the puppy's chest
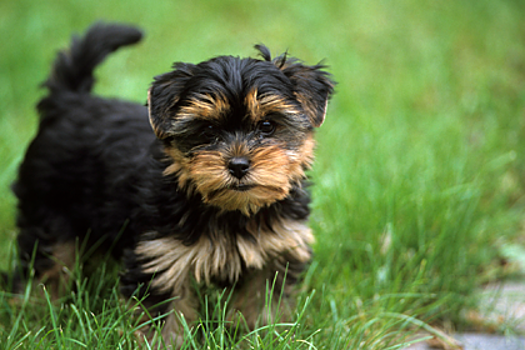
[136,218,313,287]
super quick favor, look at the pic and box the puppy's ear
[148,62,195,140]
[256,45,335,128]
[283,63,335,127]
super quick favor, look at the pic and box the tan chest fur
[135,218,314,294]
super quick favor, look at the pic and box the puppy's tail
[42,22,143,95]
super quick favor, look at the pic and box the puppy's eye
[257,120,276,136]
[162,135,176,145]
[201,124,216,138]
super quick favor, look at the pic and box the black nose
[228,157,250,179]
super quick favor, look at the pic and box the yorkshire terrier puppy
[10,22,334,346]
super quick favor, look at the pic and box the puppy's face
[148,46,334,216]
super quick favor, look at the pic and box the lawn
[1,0,525,349]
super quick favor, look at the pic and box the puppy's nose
[228,157,250,179]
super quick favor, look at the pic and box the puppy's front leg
[122,239,199,348]
[160,280,199,348]
[126,275,198,348]
[227,255,306,331]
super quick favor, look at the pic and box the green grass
[2,0,525,348]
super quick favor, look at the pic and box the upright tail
[42,22,143,95]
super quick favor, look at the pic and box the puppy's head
[148,45,335,216]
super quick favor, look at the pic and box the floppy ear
[148,62,195,140]
[282,62,335,128]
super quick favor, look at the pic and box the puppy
[11,22,334,346]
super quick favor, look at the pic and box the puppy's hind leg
[15,223,77,300]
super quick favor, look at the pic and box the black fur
[10,22,335,340]
[14,23,150,276]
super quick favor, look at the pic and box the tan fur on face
[245,88,301,123]
[148,91,231,140]
[135,218,313,294]
[163,135,316,216]
[179,93,230,121]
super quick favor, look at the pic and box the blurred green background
[1,0,525,345]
